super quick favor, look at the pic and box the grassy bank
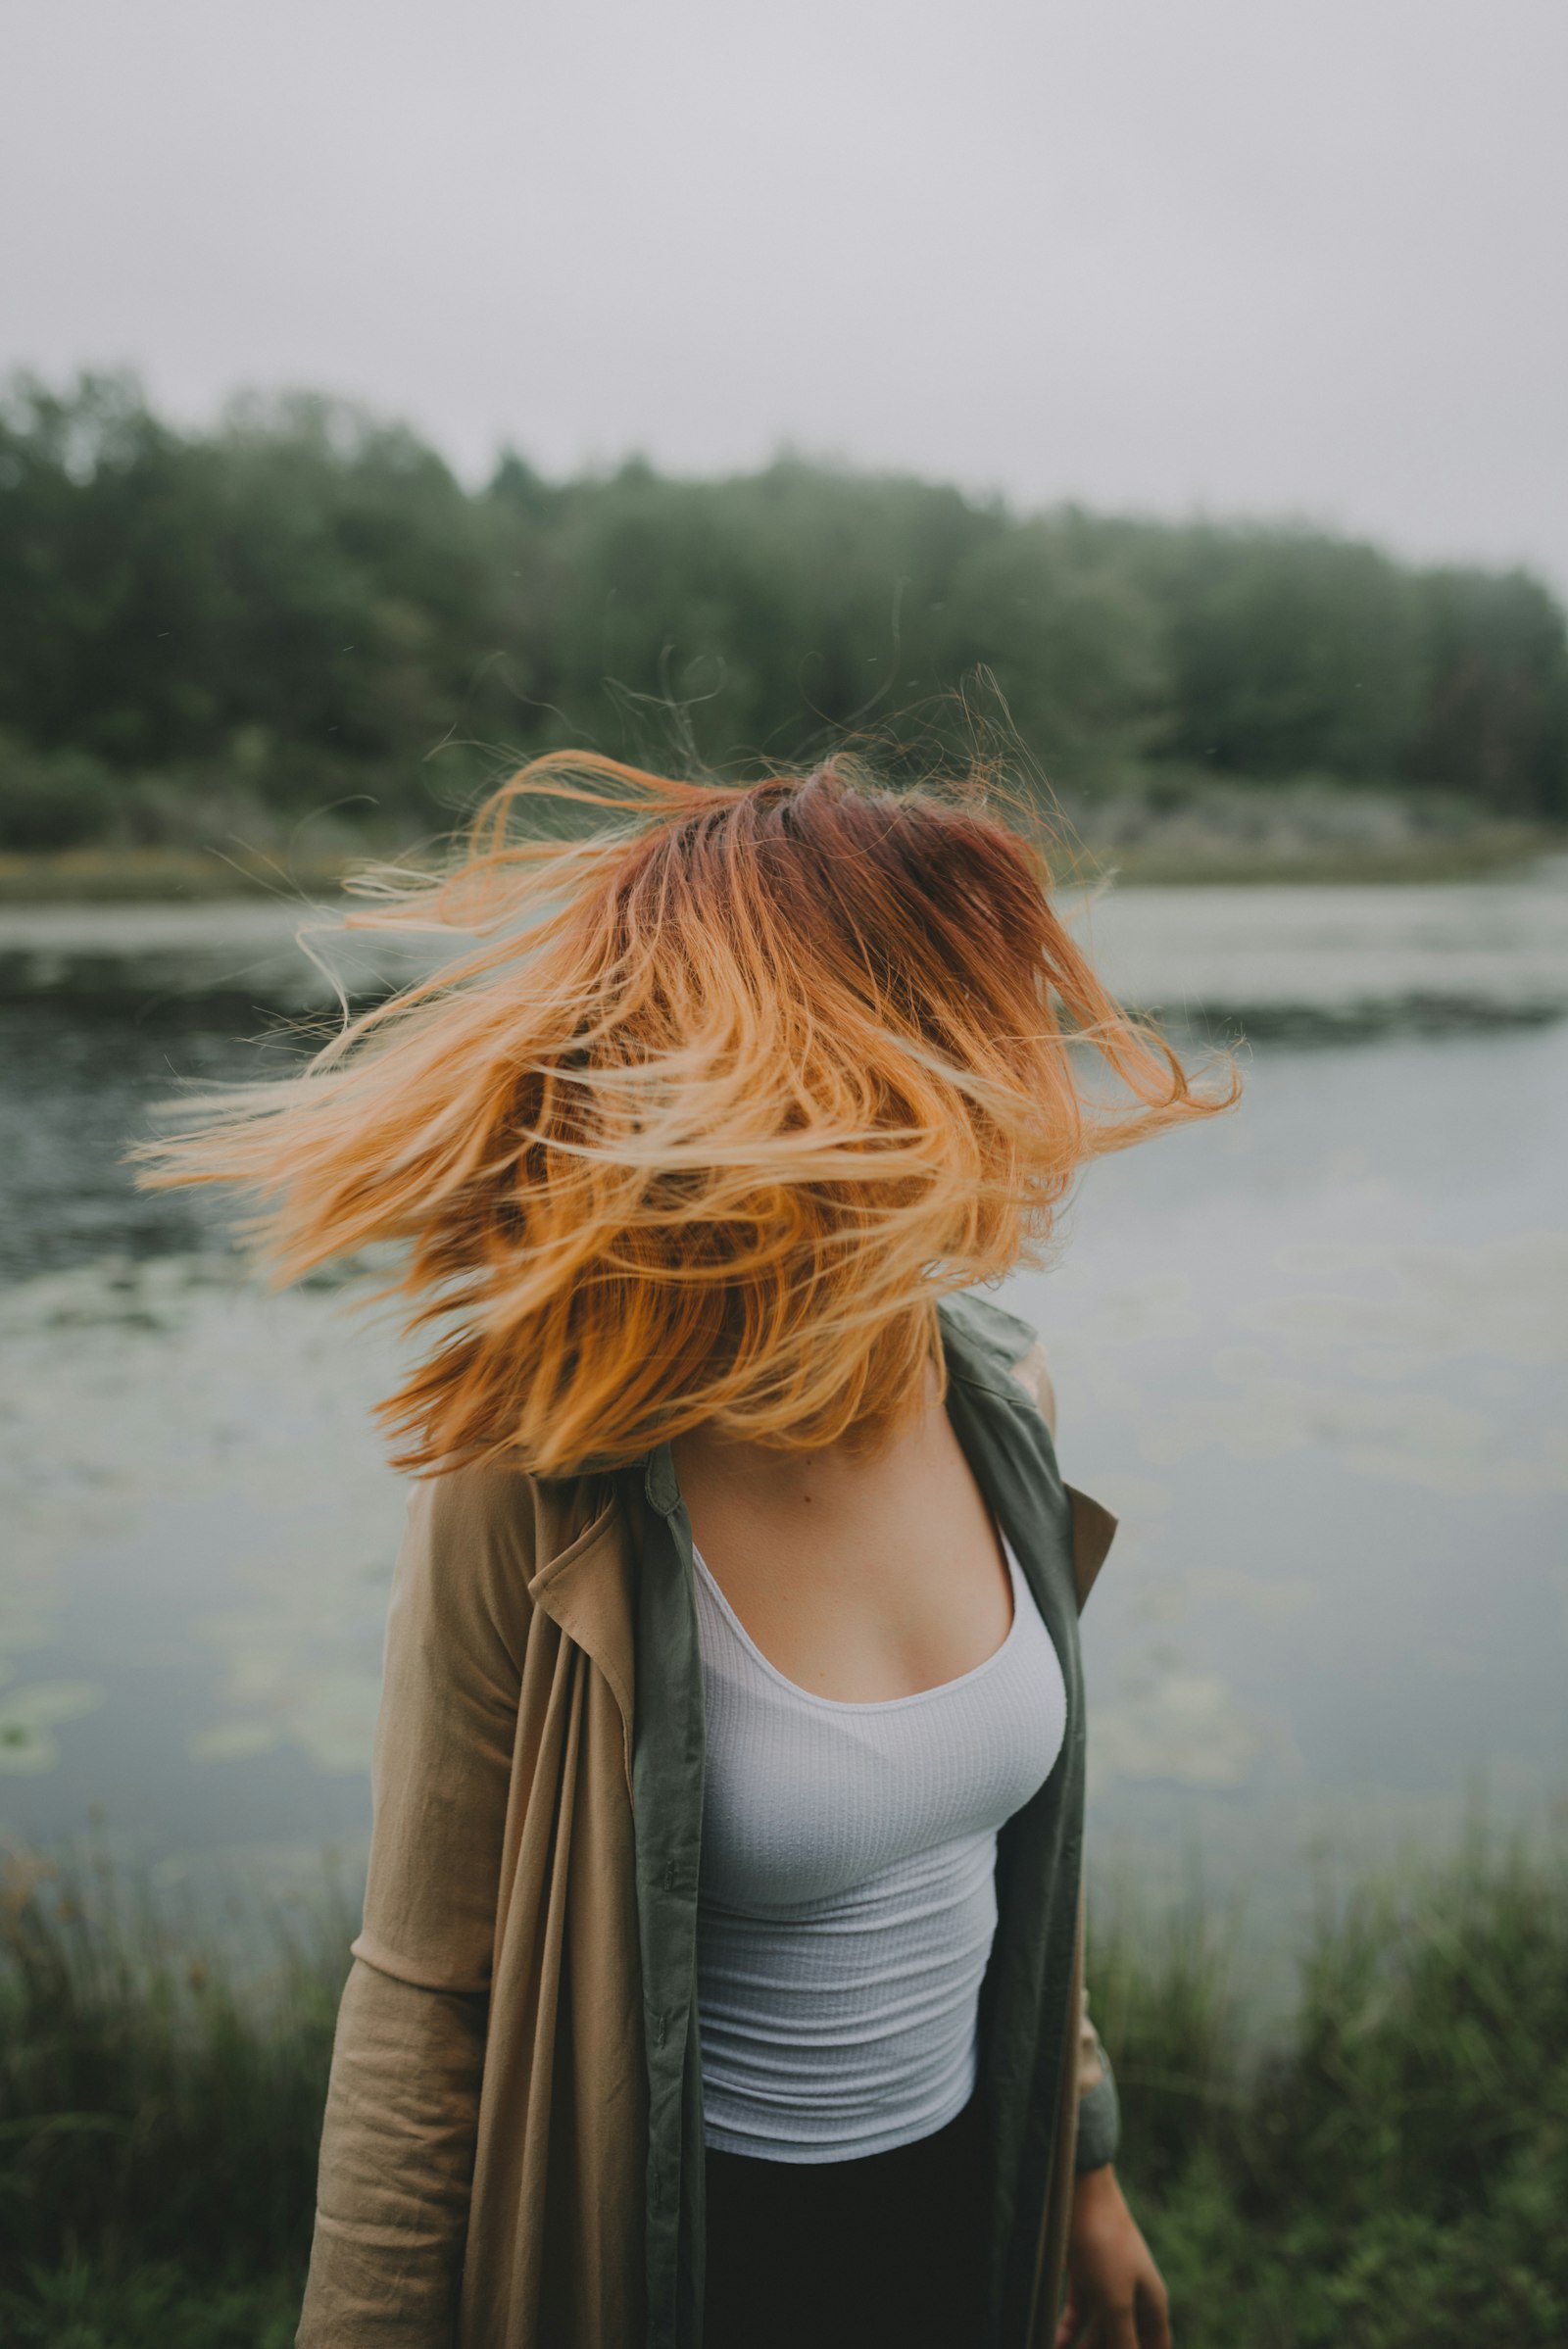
[0,791,1559,905]
[2,1831,1565,2346]
[0,846,369,905]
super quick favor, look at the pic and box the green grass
[3,1830,1566,2346]
[0,844,369,904]
[0,2259,301,2349]
[0,1849,345,2333]
[1094,1829,1568,2345]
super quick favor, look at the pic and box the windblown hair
[137,754,1237,1476]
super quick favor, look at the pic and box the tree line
[2,369,1565,851]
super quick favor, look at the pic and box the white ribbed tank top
[692,1533,1066,2163]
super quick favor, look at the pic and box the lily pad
[0,1679,106,1775]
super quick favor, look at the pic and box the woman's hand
[1054,2164,1171,2349]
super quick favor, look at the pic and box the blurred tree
[943,510,1170,789]
[2,369,1566,852]
[0,375,504,825]
[1399,567,1568,814]
[0,371,194,766]
[485,456,1006,768]
[1138,525,1429,783]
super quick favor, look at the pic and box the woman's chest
[674,1415,1018,1704]
[693,1548,1067,1911]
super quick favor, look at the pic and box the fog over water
[2,873,1566,1951]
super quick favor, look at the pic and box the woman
[143,752,1234,2348]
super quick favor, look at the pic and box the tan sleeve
[1076,1978,1108,2097]
[1073,1955,1121,2171]
[296,1470,532,2348]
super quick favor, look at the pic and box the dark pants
[703,2096,990,2349]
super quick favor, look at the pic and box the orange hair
[135,753,1238,1476]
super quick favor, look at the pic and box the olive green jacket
[296,1290,1120,2349]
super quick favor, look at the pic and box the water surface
[2,873,1565,1946]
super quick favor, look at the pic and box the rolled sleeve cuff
[1074,2061,1121,2175]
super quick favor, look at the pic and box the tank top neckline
[689,1533,1026,1716]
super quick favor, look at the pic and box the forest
[2,368,1566,855]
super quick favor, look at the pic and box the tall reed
[4,1824,1566,2347]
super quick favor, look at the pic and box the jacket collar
[642,1443,682,1518]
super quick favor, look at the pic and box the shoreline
[5,865,1567,1038]
[0,823,1562,904]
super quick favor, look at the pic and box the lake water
[3,871,1566,1953]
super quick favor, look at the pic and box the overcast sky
[5,0,1565,585]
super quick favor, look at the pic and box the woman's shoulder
[940,1289,1041,1380]
[940,1290,1055,1435]
[406,1456,608,1542]
[393,1459,608,1646]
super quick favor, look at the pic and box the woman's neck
[670,1355,944,1513]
